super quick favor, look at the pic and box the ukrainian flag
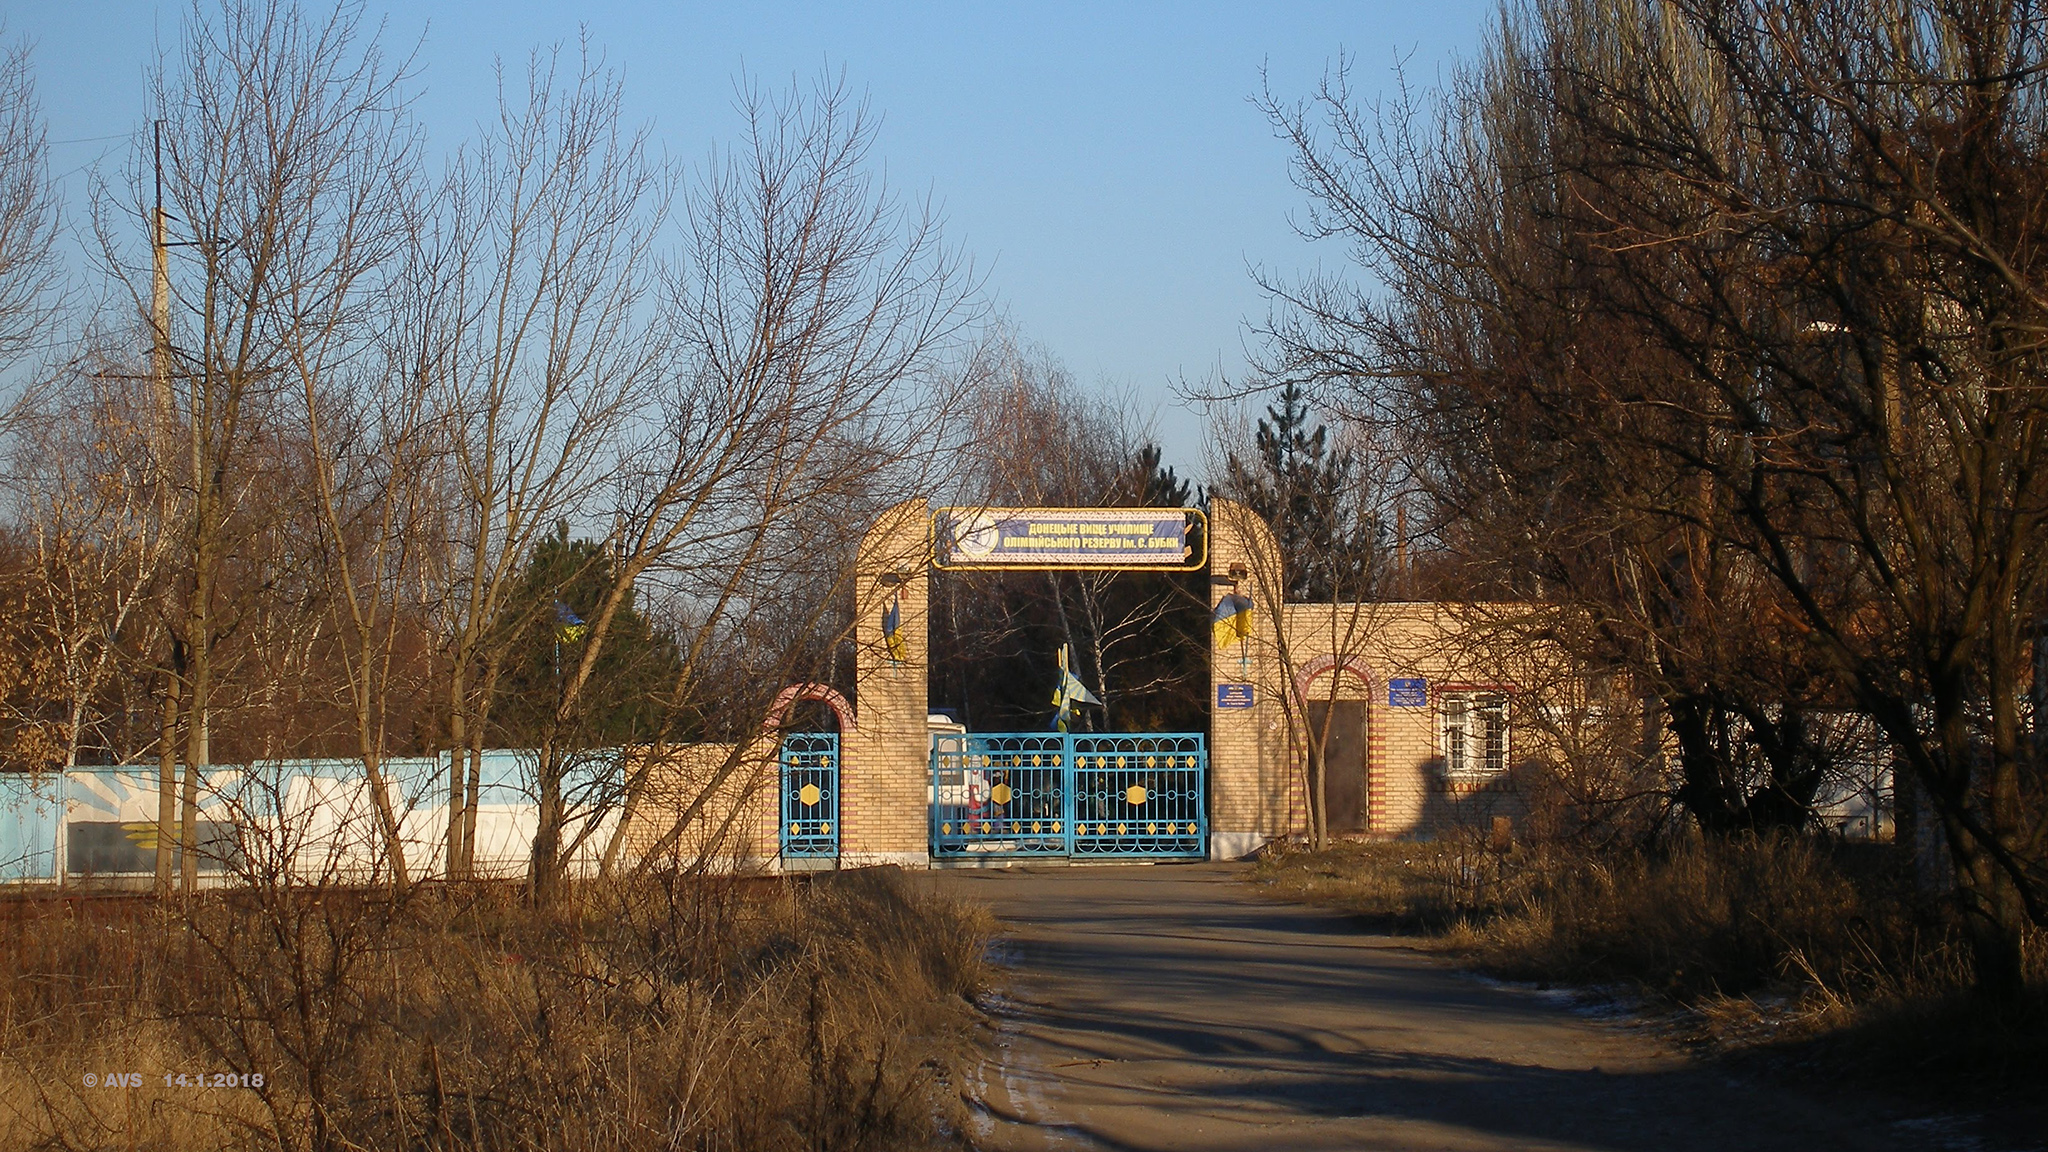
[1212,592,1254,645]
[883,594,908,662]
[554,600,588,642]
[1051,643,1102,731]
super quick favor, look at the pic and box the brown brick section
[842,500,934,864]
[613,503,1575,870]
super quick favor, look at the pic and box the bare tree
[402,44,666,880]
[607,74,983,890]
[0,26,60,377]
[1258,0,2048,996]
[96,0,422,891]
[953,339,1169,726]
[1206,384,1401,848]
[6,366,176,772]
[294,292,441,893]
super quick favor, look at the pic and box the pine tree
[1222,382,1377,600]
[493,524,682,748]
[1134,443,1192,507]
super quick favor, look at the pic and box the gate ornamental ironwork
[930,732,1205,859]
[779,733,839,858]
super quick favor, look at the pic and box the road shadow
[942,866,1966,1152]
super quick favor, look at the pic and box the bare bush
[0,870,991,1152]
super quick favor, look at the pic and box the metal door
[930,732,1204,860]
[1306,700,1369,833]
[1069,734,1205,858]
[780,733,839,858]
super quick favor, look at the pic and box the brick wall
[1279,601,1566,839]
[841,499,933,866]
[1207,499,1298,856]
[618,739,780,870]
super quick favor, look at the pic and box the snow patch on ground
[965,941,1099,1149]
[1465,973,1651,1022]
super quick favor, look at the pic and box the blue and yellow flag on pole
[554,600,588,642]
[1050,643,1103,732]
[1212,592,1254,646]
[883,594,908,662]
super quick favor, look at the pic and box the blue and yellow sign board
[934,507,1206,571]
[1389,678,1428,707]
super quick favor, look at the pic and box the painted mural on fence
[0,752,622,884]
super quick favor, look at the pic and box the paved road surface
[927,863,1990,1152]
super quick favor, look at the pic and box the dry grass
[1249,834,2046,1099]
[1247,837,1507,933]
[0,868,994,1152]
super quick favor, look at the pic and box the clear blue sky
[15,1,1492,481]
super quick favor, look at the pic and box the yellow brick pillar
[1207,498,1299,858]
[842,499,933,867]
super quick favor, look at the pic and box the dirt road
[928,863,1997,1152]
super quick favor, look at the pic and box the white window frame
[1440,690,1510,780]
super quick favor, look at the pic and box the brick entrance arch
[1292,654,1383,837]
[834,497,1290,864]
[761,683,856,733]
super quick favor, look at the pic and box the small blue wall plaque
[1388,678,1427,707]
[1216,683,1255,709]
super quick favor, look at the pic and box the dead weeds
[1249,834,2046,1103]
[0,867,994,1152]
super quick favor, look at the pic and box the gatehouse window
[1441,691,1509,779]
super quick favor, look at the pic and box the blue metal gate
[930,732,1205,860]
[779,733,839,858]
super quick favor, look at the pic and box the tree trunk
[1730,702,1823,832]
[1667,692,1739,835]
[463,743,483,878]
[154,663,180,897]
[1307,726,1328,851]
[180,541,209,896]
[601,747,658,878]
[1085,582,1112,730]
[530,742,564,904]
[460,657,503,877]
[179,707,204,895]
[358,746,410,893]
[1943,804,2030,1000]
[445,656,472,879]
[444,692,467,880]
